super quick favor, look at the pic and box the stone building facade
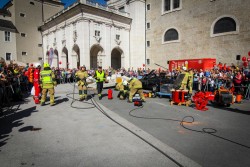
[40,0,146,70]
[0,0,64,63]
[0,5,17,62]
[146,0,250,69]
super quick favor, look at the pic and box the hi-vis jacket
[94,70,105,82]
[40,70,56,89]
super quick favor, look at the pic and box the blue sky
[0,0,107,8]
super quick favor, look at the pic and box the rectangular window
[95,30,100,36]
[147,41,150,47]
[21,33,26,37]
[5,31,10,41]
[173,0,180,9]
[22,52,27,56]
[116,34,120,40]
[147,4,151,10]
[20,13,26,17]
[38,57,43,60]
[38,44,43,47]
[163,0,181,13]
[164,0,171,11]
[146,22,150,29]
[119,6,125,12]
[147,59,150,65]
[30,1,35,5]
[6,53,11,61]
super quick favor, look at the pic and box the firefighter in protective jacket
[187,69,194,94]
[116,80,129,100]
[180,67,193,94]
[40,63,57,106]
[128,77,145,103]
[180,67,189,90]
[75,65,88,101]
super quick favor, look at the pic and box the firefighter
[128,77,145,103]
[33,63,41,104]
[116,80,129,100]
[75,65,88,101]
[40,63,57,106]
[180,67,189,90]
[179,67,193,95]
[94,66,106,100]
[187,69,194,95]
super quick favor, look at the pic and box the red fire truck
[168,58,216,71]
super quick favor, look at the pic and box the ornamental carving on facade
[62,40,66,47]
[73,30,77,43]
[94,36,102,43]
[115,39,121,45]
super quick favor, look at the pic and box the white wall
[42,13,130,69]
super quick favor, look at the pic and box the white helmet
[182,66,187,71]
[34,62,41,68]
[123,80,128,86]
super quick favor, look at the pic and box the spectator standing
[234,71,243,94]
[26,64,34,91]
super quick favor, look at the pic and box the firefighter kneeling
[116,80,129,100]
[128,77,145,103]
[40,63,57,106]
[75,65,88,101]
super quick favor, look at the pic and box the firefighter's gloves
[76,77,80,81]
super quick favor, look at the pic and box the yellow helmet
[44,63,50,68]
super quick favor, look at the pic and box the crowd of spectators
[0,60,27,111]
[50,64,250,99]
[1,59,250,112]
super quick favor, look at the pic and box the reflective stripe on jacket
[40,70,53,84]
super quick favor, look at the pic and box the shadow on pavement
[19,126,42,132]
[207,103,250,115]
[0,106,38,148]
[54,97,69,106]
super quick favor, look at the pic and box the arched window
[164,28,179,42]
[213,17,236,34]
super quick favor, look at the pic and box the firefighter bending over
[116,80,129,100]
[40,63,57,106]
[75,65,88,101]
[128,77,145,103]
